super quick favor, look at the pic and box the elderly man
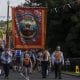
[51,46,64,79]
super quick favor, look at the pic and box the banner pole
[6,0,10,49]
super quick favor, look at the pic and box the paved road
[29,71,80,80]
[0,70,80,80]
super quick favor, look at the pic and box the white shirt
[51,51,64,65]
[1,51,12,64]
[42,50,50,61]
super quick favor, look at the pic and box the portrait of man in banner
[16,11,39,43]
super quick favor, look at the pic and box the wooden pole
[6,0,9,48]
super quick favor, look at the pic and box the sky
[0,0,25,21]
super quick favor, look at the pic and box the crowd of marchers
[0,46,65,80]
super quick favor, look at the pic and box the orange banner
[12,7,47,49]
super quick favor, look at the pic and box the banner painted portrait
[12,7,47,49]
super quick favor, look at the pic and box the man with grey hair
[51,46,64,79]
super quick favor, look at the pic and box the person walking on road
[51,46,64,79]
[14,50,22,72]
[41,49,50,78]
[1,48,12,79]
[22,52,32,80]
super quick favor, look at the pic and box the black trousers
[54,62,62,78]
[3,63,10,77]
[41,61,48,78]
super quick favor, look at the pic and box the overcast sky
[0,0,25,21]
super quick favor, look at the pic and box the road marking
[20,73,29,80]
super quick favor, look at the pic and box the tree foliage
[46,0,80,58]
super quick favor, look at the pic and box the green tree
[46,0,80,58]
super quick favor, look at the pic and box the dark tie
[5,54,8,64]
